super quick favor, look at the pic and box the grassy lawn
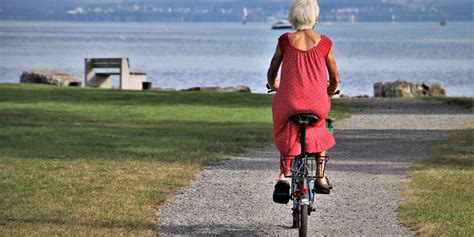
[0,84,355,235]
[398,123,474,236]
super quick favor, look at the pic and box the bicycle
[283,114,333,236]
[268,85,336,237]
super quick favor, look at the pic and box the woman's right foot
[317,177,333,189]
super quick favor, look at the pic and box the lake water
[0,21,472,96]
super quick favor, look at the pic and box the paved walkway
[157,98,473,236]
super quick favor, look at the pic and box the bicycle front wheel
[298,204,309,237]
[292,206,298,228]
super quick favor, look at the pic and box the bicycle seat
[290,113,319,125]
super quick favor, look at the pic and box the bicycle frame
[282,118,324,208]
[285,155,321,209]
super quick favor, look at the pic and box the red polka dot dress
[272,32,336,157]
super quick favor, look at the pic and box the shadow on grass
[421,129,473,169]
[397,128,473,236]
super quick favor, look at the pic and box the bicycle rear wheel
[298,204,309,237]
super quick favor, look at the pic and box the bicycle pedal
[313,188,330,195]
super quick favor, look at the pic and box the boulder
[216,86,252,93]
[182,85,251,93]
[411,82,446,97]
[151,87,177,92]
[374,80,445,97]
[20,70,82,87]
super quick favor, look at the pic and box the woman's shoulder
[319,35,333,51]
[320,35,333,43]
[278,32,291,48]
[278,32,291,40]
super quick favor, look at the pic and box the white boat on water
[271,20,293,30]
[440,18,447,26]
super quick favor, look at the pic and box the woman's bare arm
[267,45,283,90]
[326,47,340,96]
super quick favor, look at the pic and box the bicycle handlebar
[266,84,276,94]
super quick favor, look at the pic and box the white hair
[288,0,320,30]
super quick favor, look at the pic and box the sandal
[273,180,290,204]
[314,177,333,195]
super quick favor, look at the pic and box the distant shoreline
[1,20,473,24]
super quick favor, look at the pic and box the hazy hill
[0,0,471,22]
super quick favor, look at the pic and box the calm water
[0,21,472,96]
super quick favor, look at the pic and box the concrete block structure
[84,57,148,90]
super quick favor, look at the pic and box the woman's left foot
[314,177,333,194]
[273,180,291,204]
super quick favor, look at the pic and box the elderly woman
[268,0,340,203]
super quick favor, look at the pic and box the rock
[373,82,384,97]
[182,85,251,93]
[374,80,411,97]
[411,82,446,97]
[181,86,214,92]
[151,87,177,92]
[338,94,369,99]
[216,86,252,93]
[374,80,445,97]
[20,70,82,87]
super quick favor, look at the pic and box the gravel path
[157,98,473,236]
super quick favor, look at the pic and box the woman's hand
[268,79,280,91]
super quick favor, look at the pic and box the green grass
[398,124,474,236]
[0,84,355,235]
[424,97,474,110]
